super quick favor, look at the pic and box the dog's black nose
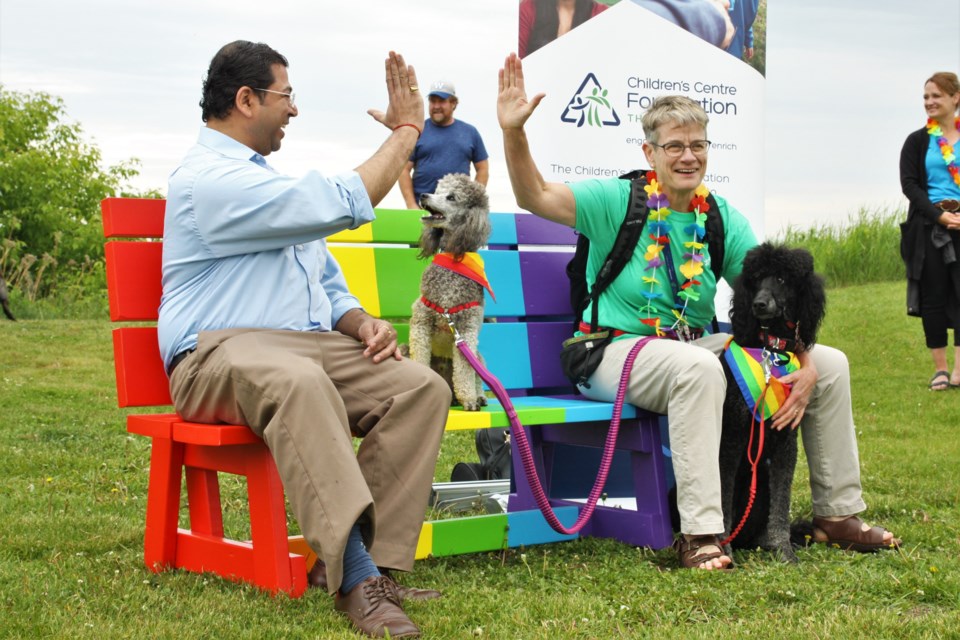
[752,290,777,318]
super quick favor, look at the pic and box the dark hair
[200,40,289,122]
[526,0,597,57]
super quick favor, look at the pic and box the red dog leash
[720,382,771,547]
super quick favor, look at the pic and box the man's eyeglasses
[649,140,711,157]
[254,88,296,108]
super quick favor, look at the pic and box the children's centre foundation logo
[561,73,621,128]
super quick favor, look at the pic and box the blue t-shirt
[925,135,960,203]
[410,119,488,200]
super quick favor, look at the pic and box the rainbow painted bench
[102,197,673,597]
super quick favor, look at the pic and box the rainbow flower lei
[638,170,711,337]
[926,117,960,188]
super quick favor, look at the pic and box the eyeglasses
[649,140,711,157]
[253,88,296,108]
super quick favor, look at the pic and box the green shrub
[778,205,904,288]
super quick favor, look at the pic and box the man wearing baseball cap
[400,80,489,208]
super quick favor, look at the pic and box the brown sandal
[812,516,901,552]
[673,534,732,569]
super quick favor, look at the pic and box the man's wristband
[393,123,422,137]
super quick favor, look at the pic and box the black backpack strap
[703,192,725,280]
[583,171,651,331]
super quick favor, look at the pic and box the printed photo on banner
[518,0,766,76]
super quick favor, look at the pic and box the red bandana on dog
[432,252,496,301]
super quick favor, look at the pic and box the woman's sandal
[929,370,950,391]
[673,534,733,569]
[812,515,901,552]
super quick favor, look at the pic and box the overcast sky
[2,0,959,234]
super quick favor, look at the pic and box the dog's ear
[729,270,761,344]
[796,270,827,349]
[443,178,491,257]
[446,208,491,257]
[789,247,815,277]
[417,226,443,259]
[461,179,489,212]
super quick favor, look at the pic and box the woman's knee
[811,344,849,377]
[678,347,726,389]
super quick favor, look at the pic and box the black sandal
[929,370,950,391]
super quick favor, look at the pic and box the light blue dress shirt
[157,127,376,371]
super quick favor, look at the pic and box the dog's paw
[775,545,799,564]
[460,397,487,412]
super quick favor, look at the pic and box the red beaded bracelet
[393,123,422,136]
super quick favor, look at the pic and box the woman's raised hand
[497,53,545,131]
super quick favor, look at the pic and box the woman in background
[519,0,608,58]
[900,71,960,391]
[518,1,735,59]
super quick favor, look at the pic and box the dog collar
[759,321,802,353]
[420,296,482,316]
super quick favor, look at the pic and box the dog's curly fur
[720,242,826,562]
[408,174,491,411]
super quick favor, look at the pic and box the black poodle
[719,242,826,562]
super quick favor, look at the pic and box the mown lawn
[1,279,958,639]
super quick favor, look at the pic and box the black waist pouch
[559,331,613,388]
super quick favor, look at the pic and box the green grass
[1,210,956,638]
[2,277,960,639]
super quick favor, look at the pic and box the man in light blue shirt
[160,41,449,639]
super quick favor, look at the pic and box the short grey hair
[641,95,709,143]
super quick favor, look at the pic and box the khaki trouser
[579,334,865,536]
[169,328,451,593]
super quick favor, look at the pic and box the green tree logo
[561,74,620,128]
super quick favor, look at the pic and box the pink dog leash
[444,312,653,535]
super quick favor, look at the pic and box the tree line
[0,85,159,316]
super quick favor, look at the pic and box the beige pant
[579,333,865,536]
[169,328,451,593]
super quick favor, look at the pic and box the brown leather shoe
[381,571,442,602]
[311,562,442,602]
[334,576,420,639]
[307,560,328,591]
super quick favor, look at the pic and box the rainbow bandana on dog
[723,338,800,419]
[432,252,496,301]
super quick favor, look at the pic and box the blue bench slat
[506,396,639,420]
[481,251,525,317]
[478,322,533,389]
[488,213,519,246]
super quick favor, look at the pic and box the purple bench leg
[507,412,674,550]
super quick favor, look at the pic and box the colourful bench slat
[105,241,163,322]
[102,197,166,238]
[327,210,578,248]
